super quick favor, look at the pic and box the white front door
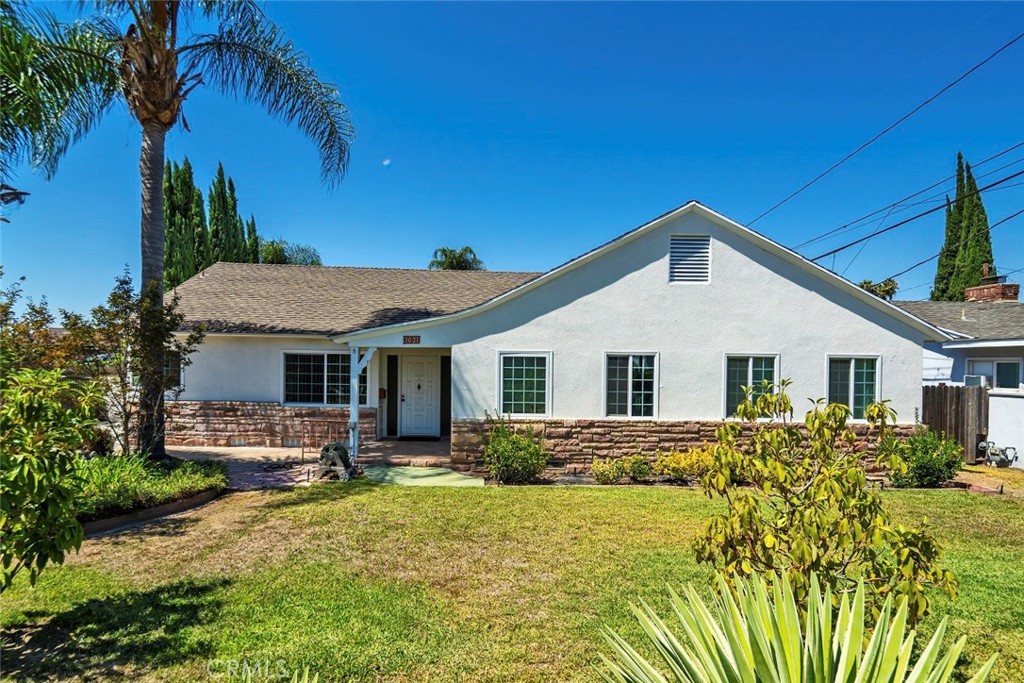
[400,356,440,437]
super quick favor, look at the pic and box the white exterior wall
[176,334,380,408]
[989,394,1024,467]
[347,211,929,423]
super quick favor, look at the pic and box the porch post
[349,346,360,460]
[348,346,377,463]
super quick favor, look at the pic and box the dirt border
[82,488,224,536]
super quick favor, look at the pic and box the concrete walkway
[171,441,480,490]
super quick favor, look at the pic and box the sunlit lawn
[2,482,1023,682]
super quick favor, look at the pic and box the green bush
[1,367,101,590]
[591,457,624,485]
[482,415,548,484]
[652,446,715,482]
[694,379,956,627]
[890,425,963,488]
[620,454,652,482]
[75,454,228,522]
[600,572,996,683]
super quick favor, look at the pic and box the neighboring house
[896,280,1024,462]
[168,201,949,469]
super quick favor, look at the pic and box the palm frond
[0,2,120,183]
[179,16,353,187]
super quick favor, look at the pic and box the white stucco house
[167,201,950,469]
[896,284,1024,466]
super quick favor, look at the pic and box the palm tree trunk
[138,121,167,459]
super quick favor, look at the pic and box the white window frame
[721,353,780,418]
[281,350,367,406]
[824,354,882,421]
[603,352,660,419]
[668,235,712,285]
[496,351,553,418]
[967,357,1023,392]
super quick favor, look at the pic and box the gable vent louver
[669,236,711,283]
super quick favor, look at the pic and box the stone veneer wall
[165,401,377,448]
[451,418,914,473]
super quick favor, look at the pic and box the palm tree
[5,1,353,457]
[428,246,485,271]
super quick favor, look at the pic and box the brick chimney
[964,265,1019,302]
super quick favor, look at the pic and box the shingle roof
[893,301,1024,340]
[172,263,541,336]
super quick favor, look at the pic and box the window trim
[603,351,660,419]
[966,357,1023,392]
[668,234,712,285]
[721,353,780,419]
[824,354,882,421]
[496,351,553,418]
[280,350,368,406]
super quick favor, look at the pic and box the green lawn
[2,483,1023,682]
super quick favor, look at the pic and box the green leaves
[694,381,957,627]
[0,367,101,591]
[600,572,997,683]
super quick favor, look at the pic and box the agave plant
[599,573,996,683]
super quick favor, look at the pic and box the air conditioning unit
[964,375,989,387]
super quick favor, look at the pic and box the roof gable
[336,202,950,342]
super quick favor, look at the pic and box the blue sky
[3,1,1023,313]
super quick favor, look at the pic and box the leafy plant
[620,455,653,482]
[693,379,957,626]
[652,446,715,482]
[592,457,625,485]
[600,572,996,683]
[482,414,548,484]
[890,425,963,489]
[75,454,227,522]
[0,367,101,590]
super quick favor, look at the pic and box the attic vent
[669,236,711,283]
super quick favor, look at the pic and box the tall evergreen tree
[246,215,260,263]
[950,163,995,297]
[191,184,209,271]
[207,163,229,264]
[225,177,246,262]
[931,153,966,301]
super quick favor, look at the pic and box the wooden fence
[921,384,989,464]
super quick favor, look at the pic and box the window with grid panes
[285,353,367,404]
[827,357,877,419]
[500,355,548,415]
[724,356,776,416]
[606,354,655,417]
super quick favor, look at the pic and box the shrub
[0,367,101,590]
[591,457,624,485]
[75,454,228,522]
[890,425,963,488]
[693,379,956,627]
[620,454,652,482]
[482,415,548,484]
[600,572,996,683]
[652,446,715,482]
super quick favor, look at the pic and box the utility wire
[811,168,1024,261]
[795,141,1024,249]
[750,30,1024,226]
[882,207,1024,281]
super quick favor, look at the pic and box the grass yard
[2,482,1023,682]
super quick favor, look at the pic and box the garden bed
[76,455,229,523]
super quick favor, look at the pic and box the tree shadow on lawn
[3,577,229,682]
[259,477,382,513]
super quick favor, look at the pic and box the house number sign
[403,335,421,345]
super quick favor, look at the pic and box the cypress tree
[950,163,995,297]
[192,185,209,270]
[225,178,246,262]
[246,215,260,263]
[207,163,228,263]
[931,154,966,300]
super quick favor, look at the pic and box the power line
[811,168,1024,261]
[883,207,1024,281]
[795,141,1024,249]
[749,30,1024,226]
